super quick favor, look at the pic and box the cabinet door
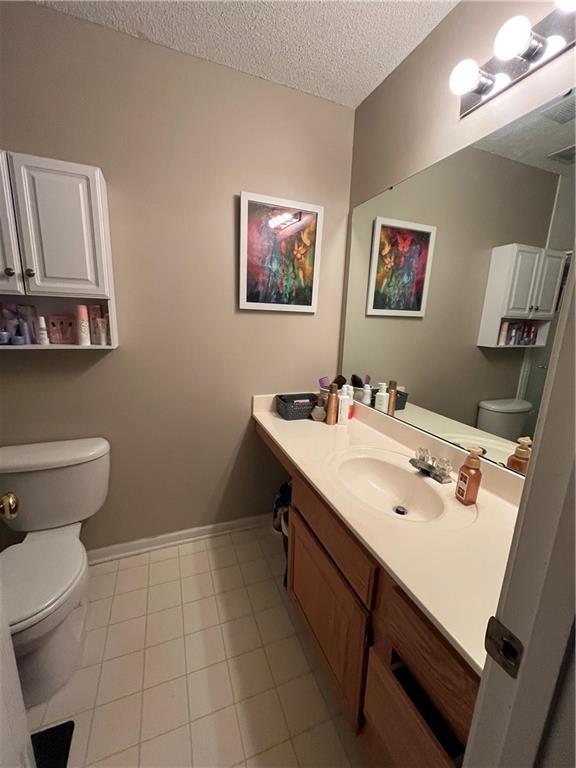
[505,246,541,316]
[532,250,567,318]
[288,508,369,730]
[8,153,110,297]
[0,152,24,295]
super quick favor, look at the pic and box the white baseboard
[87,513,271,564]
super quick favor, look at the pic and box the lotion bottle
[361,384,372,405]
[455,448,483,506]
[374,382,389,413]
[506,437,532,475]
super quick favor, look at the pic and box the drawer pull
[391,650,464,763]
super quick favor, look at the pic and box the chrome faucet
[409,448,453,484]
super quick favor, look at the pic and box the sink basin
[328,448,445,522]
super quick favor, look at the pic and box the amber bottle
[455,448,483,506]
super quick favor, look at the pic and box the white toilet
[0,438,110,707]
[476,398,533,441]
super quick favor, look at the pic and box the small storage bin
[276,393,317,421]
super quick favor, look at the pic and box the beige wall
[342,147,558,426]
[351,1,575,207]
[0,3,354,549]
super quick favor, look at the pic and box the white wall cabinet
[8,153,111,298]
[477,244,567,348]
[0,149,118,349]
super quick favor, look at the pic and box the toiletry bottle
[455,448,483,506]
[310,395,327,422]
[346,385,355,419]
[37,316,50,346]
[337,388,349,424]
[387,380,398,416]
[361,384,372,405]
[326,384,338,426]
[76,305,91,346]
[374,382,388,412]
[506,437,532,475]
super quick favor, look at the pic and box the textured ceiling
[43,1,456,107]
[475,92,576,176]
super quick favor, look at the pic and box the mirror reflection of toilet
[0,438,110,707]
[476,399,533,442]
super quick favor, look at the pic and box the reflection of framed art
[366,217,436,317]
[239,191,323,312]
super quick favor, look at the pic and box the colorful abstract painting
[366,217,436,317]
[239,192,324,312]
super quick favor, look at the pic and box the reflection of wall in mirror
[343,146,558,428]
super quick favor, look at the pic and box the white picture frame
[239,191,324,313]
[366,216,436,317]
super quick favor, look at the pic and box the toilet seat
[1,536,87,633]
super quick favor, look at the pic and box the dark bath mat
[31,720,74,768]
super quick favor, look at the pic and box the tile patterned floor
[27,525,354,768]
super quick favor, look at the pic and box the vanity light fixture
[452,5,576,117]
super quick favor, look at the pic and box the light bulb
[555,0,576,11]
[494,16,533,60]
[543,35,567,60]
[449,59,481,95]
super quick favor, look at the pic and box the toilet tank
[0,438,110,531]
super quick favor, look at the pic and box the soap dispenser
[506,437,532,475]
[374,383,389,413]
[455,448,483,506]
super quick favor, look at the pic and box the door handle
[25,268,35,278]
[3,267,15,277]
[529,305,534,311]
[537,364,548,370]
[535,305,540,311]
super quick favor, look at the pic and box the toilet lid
[478,398,532,414]
[0,537,86,629]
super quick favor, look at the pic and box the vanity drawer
[387,587,480,745]
[292,475,377,607]
[364,649,458,768]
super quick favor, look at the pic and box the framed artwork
[366,217,436,317]
[239,191,324,312]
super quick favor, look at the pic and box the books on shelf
[498,319,539,347]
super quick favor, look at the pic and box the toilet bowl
[0,438,110,707]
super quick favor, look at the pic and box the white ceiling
[43,1,456,108]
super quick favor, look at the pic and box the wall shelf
[0,344,113,350]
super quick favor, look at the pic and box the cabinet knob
[25,268,35,278]
[535,305,540,311]
[529,305,534,311]
[3,267,15,277]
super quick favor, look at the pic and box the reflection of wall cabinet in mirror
[0,149,118,349]
[477,244,566,349]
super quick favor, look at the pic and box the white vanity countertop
[253,395,521,674]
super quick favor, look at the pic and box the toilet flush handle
[0,493,18,520]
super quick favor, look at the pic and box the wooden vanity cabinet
[288,508,369,730]
[255,423,480,765]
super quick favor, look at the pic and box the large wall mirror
[342,91,574,471]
